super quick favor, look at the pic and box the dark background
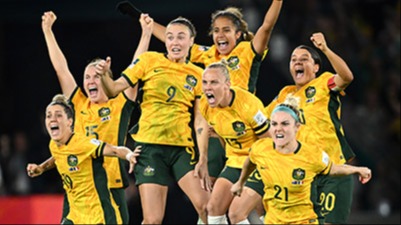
[0,0,399,224]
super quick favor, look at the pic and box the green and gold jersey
[265,72,355,164]
[250,138,332,224]
[200,86,269,168]
[70,88,135,189]
[190,41,267,93]
[122,51,203,146]
[49,133,122,224]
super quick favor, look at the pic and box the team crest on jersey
[184,75,198,91]
[291,168,305,185]
[98,107,111,122]
[305,86,316,98]
[143,165,155,176]
[226,56,240,70]
[232,121,246,136]
[67,155,80,172]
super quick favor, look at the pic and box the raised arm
[152,20,166,43]
[41,11,77,98]
[194,99,212,191]
[103,144,141,174]
[252,0,283,55]
[131,13,153,62]
[231,157,257,197]
[96,57,131,98]
[329,164,372,184]
[123,13,154,101]
[310,32,354,89]
[26,156,56,177]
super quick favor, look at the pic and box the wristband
[126,152,134,161]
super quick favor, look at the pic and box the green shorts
[208,137,227,177]
[244,169,264,196]
[316,174,354,224]
[219,166,264,196]
[134,142,198,186]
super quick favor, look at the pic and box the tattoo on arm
[197,128,203,135]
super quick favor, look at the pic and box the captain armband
[328,76,346,96]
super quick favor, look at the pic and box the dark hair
[168,17,197,38]
[48,94,74,120]
[209,7,254,42]
[295,45,322,70]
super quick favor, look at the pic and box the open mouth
[295,69,304,78]
[88,87,98,96]
[49,124,60,136]
[205,93,216,105]
[217,41,229,52]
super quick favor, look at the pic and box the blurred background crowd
[0,0,399,224]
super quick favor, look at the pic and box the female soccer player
[199,62,270,224]
[151,0,283,185]
[232,94,371,224]
[25,11,153,224]
[265,32,356,224]
[97,17,211,224]
[28,94,141,224]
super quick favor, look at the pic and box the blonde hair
[204,61,230,82]
[272,94,301,123]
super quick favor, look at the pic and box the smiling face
[289,48,319,88]
[202,67,231,108]
[212,16,241,56]
[45,104,73,143]
[165,23,194,63]
[269,110,300,149]
[83,64,109,104]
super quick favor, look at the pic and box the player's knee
[228,209,247,224]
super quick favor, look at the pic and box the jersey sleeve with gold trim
[190,42,267,93]
[249,139,332,224]
[200,86,268,168]
[49,133,121,224]
[69,87,135,189]
[125,52,204,146]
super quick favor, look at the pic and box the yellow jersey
[265,72,355,164]
[122,52,203,147]
[49,133,122,224]
[190,41,267,93]
[200,86,269,168]
[70,87,135,188]
[250,138,332,224]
